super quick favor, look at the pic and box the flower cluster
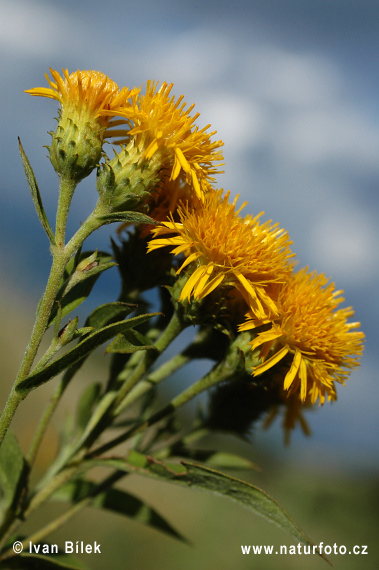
[105,80,224,201]
[148,188,294,319]
[26,69,223,209]
[148,186,364,415]
[26,68,137,181]
[26,68,365,439]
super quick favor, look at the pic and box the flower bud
[26,68,133,183]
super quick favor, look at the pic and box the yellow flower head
[148,189,295,319]
[107,81,224,200]
[25,68,137,180]
[26,68,133,132]
[240,268,365,404]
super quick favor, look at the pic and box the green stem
[0,176,77,447]
[119,352,191,410]
[76,311,187,458]
[55,177,76,248]
[145,357,236,430]
[118,326,211,410]
[112,309,186,416]
[26,369,74,467]
[88,354,237,459]
[0,195,104,448]
[0,251,68,447]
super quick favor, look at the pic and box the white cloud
[0,0,72,57]
[244,46,340,107]
[198,94,265,151]
[308,204,379,285]
[273,106,379,167]
[121,27,234,86]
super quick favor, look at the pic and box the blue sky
[0,0,378,469]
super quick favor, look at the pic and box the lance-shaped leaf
[18,138,55,245]
[85,301,137,330]
[16,313,158,393]
[105,329,157,354]
[174,449,260,471]
[0,430,28,527]
[80,453,324,559]
[53,479,185,542]
[97,211,158,226]
[47,302,138,403]
[48,252,117,327]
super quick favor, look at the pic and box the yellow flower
[148,189,294,318]
[26,68,133,132]
[240,268,365,404]
[107,81,224,200]
[25,68,136,180]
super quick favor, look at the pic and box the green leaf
[16,313,158,393]
[82,453,321,556]
[51,302,137,398]
[179,462,316,546]
[202,451,259,471]
[48,253,117,327]
[18,138,55,245]
[4,553,88,569]
[0,430,27,526]
[53,479,185,542]
[105,329,157,354]
[97,211,158,226]
[84,302,137,330]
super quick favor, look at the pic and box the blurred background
[1,0,378,568]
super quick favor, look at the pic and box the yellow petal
[283,349,302,391]
[255,285,279,315]
[194,264,214,298]
[236,274,266,319]
[176,251,202,273]
[147,236,184,251]
[173,147,191,174]
[259,339,276,361]
[198,272,225,298]
[253,345,289,376]
[179,266,205,301]
[299,357,308,401]
[171,152,182,180]
[144,139,159,160]
[191,170,203,201]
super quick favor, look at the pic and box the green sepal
[97,211,158,226]
[16,313,158,393]
[53,479,186,542]
[18,138,56,245]
[3,552,88,569]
